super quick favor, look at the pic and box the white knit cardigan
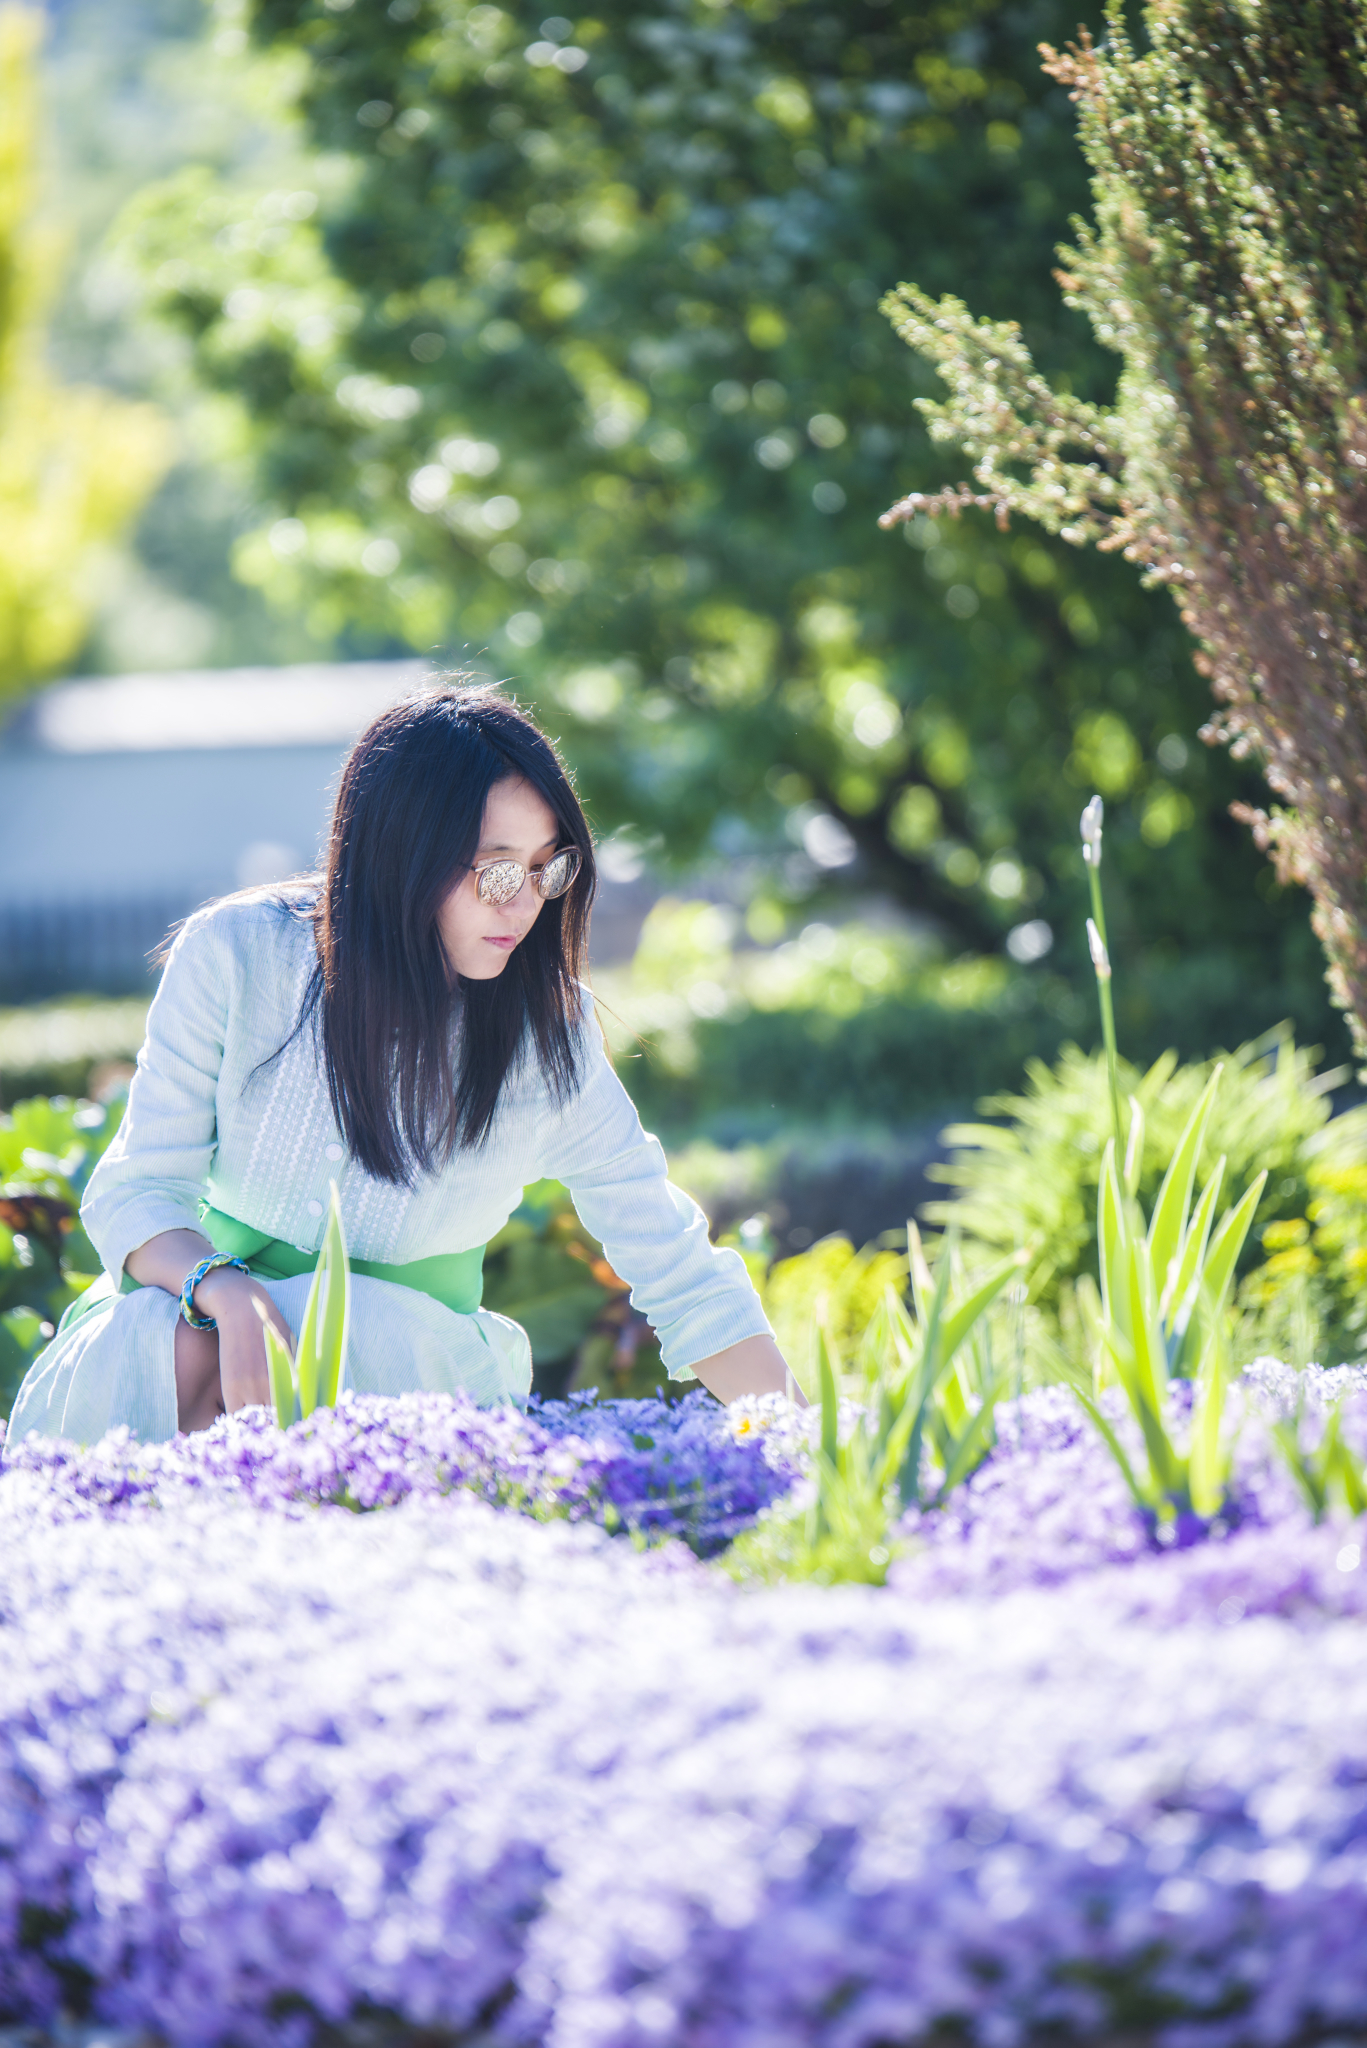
[81,893,772,1378]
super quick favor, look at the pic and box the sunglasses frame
[472,845,583,907]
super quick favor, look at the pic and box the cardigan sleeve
[80,910,230,1282]
[534,999,773,1379]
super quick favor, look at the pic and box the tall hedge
[883,0,1367,1054]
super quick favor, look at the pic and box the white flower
[1080,794,1104,867]
[1087,917,1111,979]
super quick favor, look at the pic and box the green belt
[199,1207,486,1313]
[55,1205,486,1339]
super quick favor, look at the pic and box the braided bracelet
[179,1253,252,1330]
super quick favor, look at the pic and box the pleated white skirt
[6,1273,533,1449]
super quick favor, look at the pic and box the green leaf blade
[253,1298,298,1432]
[1147,1065,1222,1302]
[1200,1171,1268,1317]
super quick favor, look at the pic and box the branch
[878,285,1125,548]
[879,485,1011,533]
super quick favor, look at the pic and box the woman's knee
[173,1319,223,1433]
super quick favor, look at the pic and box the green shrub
[625,997,1074,1136]
[597,899,1078,1136]
[925,1028,1362,1366]
[0,999,148,1105]
[754,1231,906,1398]
[482,1180,675,1400]
[630,973,1347,1140]
[596,899,1342,1140]
[1237,1108,1367,1368]
[0,1093,123,1413]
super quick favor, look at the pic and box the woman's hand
[688,1333,807,1406]
[194,1266,294,1413]
[125,1228,296,1420]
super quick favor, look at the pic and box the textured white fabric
[8,892,770,1447]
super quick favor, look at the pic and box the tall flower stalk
[1081,796,1123,1154]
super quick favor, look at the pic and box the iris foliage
[255,1182,351,1426]
[1061,1072,1262,1529]
[731,1224,1023,1583]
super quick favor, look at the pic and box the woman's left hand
[195,1266,293,1413]
[688,1334,806,1405]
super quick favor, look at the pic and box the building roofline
[0,659,438,755]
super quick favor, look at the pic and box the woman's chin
[457,948,516,980]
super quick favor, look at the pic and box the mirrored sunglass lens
[537,850,578,899]
[477,861,523,905]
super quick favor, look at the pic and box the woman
[9,686,790,1445]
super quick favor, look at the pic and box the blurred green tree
[881,0,1367,1053]
[0,4,171,708]
[115,0,1339,1053]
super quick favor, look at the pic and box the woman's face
[436,775,563,981]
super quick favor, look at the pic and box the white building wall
[0,662,425,993]
[0,745,349,906]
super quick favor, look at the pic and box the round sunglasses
[472,845,582,907]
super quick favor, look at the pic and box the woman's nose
[503,874,535,917]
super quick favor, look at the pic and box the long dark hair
[303,683,595,1183]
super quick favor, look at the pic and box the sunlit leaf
[1148,1065,1222,1307]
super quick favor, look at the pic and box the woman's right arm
[83,910,287,1412]
[82,912,234,1279]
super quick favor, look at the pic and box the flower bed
[890,1363,1366,1603]
[4,1387,796,1557]
[2,1375,1366,2047]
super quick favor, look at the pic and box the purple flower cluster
[892,1363,1367,1601]
[0,1370,1364,2047]
[1,1387,798,1557]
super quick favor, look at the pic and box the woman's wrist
[176,1245,254,1327]
[188,1262,254,1320]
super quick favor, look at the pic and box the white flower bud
[1080,795,1104,867]
[1087,917,1111,980]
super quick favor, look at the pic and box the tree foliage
[0,5,170,707]
[882,0,1367,1051]
[115,0,1337,1049]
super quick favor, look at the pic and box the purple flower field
[2,1369,1366,2048]
[3,1387,796,1558]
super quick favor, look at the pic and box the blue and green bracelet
[179,1252,252,1330]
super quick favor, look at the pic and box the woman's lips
[485,934,519,950]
